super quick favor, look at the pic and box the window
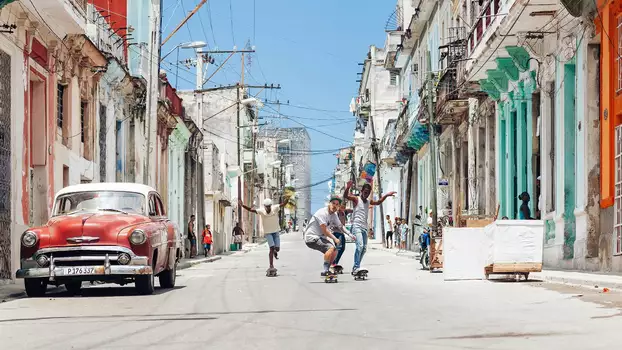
[148,194,157,216]
[390,71,398,86]
[257,140,264,150]
[80,101,87,143]
[57,84,65,129]
[615,125,622,254]
[53,191,146,216]
[155,195,165,216]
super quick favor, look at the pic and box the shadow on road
[43,285,186,298]
[0,307,358,323]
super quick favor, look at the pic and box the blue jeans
[352,226,368,269]
[333,232,346,264]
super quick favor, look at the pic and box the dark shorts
[386,231,393,238]
[203,243,211,250]
[305,236,335,253]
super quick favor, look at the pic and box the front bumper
[16,246,152,280]
[16,264,153,279]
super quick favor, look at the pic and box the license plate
[63,267,96,275]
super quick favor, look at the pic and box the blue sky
[161,0,393,213]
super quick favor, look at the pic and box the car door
[147,193,167,273]
[154,194,176,269]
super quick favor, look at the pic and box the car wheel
[24,278,47,297]
[135,273,155,295]
[158,263,177,289]
[65,281,82,295]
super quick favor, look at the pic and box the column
[497,101,506,218]
[467,98,479,215]
[485,109,496,216]
[505,96,516,218]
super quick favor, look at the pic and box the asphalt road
[2,232,622,349]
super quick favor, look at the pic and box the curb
[530,273,622,292]
[178,256,222,270]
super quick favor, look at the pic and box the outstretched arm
[343,181,358,205]
[238,200,257,213]
[321,224,340,245]
[370,191,397,206]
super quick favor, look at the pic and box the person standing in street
[385,215,393,249]
[344,181,396,275]
[232,223,244,251]
[188,215,197,258]
[239,198,289,272]
[304,196,349,276]
[399,219,408,250]
[202,224,213,257]
[332,204,354,268]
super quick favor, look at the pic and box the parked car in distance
[16,183,182,297]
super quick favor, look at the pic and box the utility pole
[426,51,439,270]
[237,53,244,247]
[368,113,386,244]
[250,108,257,242]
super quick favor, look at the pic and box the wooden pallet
[484,263,542,281]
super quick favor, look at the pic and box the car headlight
[129,229,147,245]
[21,231,38,247]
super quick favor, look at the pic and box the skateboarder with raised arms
[238,197,289,275]
[344,181,396,276]
[304,196,350,277]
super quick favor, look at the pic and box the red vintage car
[16,183,183,296]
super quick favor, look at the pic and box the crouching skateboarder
[239,198,288,276]
[304,196,350,279]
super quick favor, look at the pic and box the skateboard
[333,265,344,274]
[324,273,338,283]
[353,269,369,281]
[266,268,277,277]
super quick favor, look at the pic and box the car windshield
[53,191,146,216]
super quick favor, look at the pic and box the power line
[228,0,236,44]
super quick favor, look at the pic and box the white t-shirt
[256,205,281,235]
[305,207,342,239]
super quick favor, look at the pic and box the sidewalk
[0,241,262,302]
[530,270,622,291]
[369,242,420,259]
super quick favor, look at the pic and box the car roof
[55,183,157,198]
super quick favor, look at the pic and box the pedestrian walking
[232,223,244,251]
[385,215,393,249]
[344,181,396,275]
[187,215,197,258]
[394,217,402,249]
[399,219,408,250]
[304,196,349,276]
[202,224,213,257]
[239,197,289,273]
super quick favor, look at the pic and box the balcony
[85,4,125,63]
[467,0,502,58]
[28,0,87,36]
[466,0,559,81]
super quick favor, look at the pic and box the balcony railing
[467,0,501,56]
[73,0,87,12]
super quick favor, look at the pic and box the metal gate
[0,50,12,279]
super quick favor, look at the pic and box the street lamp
[161,41,207,89]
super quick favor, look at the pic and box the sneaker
[274,251,279,260]
[351,267,359,276]
[321,271,330,276]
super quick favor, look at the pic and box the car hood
[46,213,149,247]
